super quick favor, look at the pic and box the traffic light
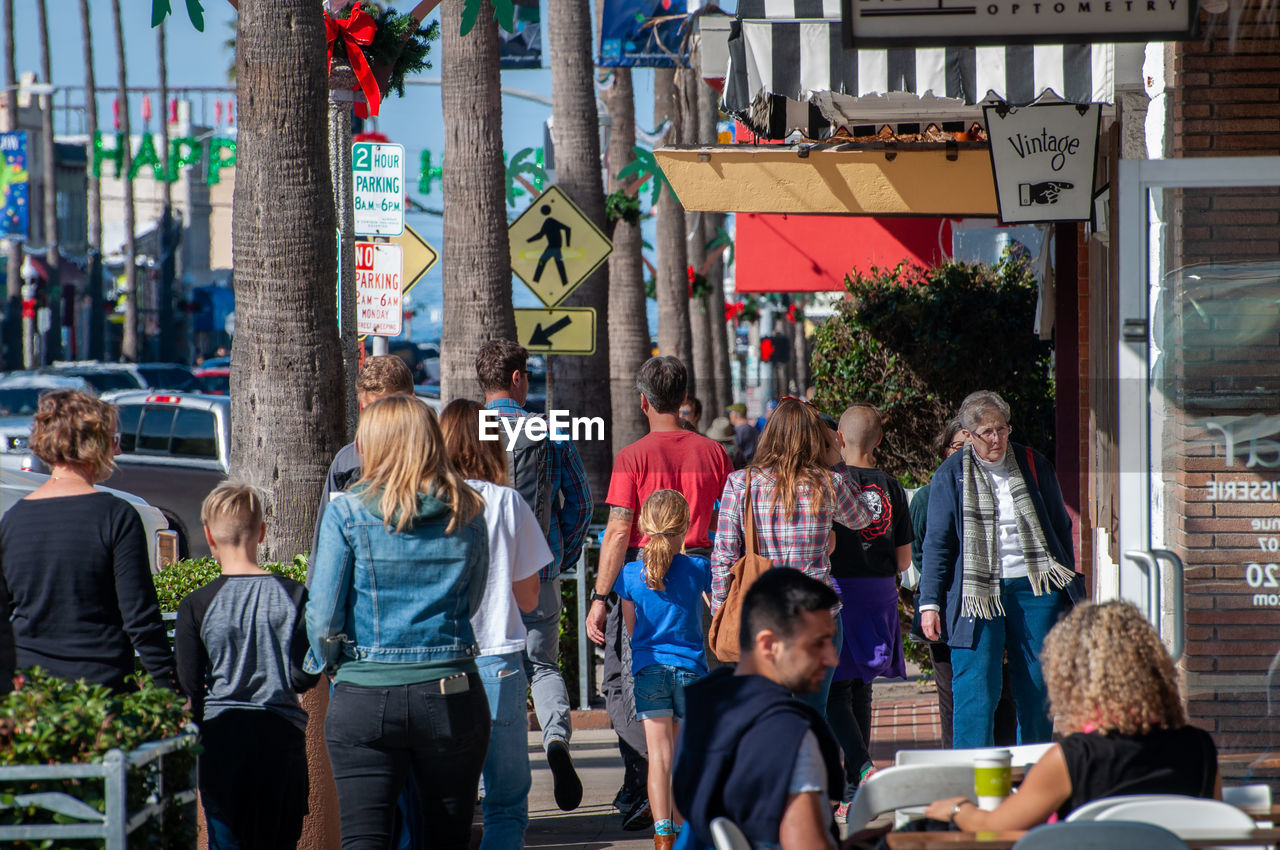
[760,337,775,363]
[769,333,791,364]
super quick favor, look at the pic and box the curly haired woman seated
[924,600,1220,828]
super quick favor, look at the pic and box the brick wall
[1165,3,1280,779]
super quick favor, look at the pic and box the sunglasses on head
[780,396,838,430]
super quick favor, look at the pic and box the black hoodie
[673,667,842,849]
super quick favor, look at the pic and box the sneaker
[613,785,642,813]
[834,802,850,825]
[621,797,653,832]
[546,740,583,812]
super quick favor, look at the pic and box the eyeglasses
[966,425,1011,442]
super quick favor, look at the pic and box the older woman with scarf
[918,391,1083,749]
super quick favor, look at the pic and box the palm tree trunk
[156,20,176,362]
[440,2,514,402]
[680,61,713,422]
[698,74,730,420]
[2,0,21,369]
[110,0,137,361]
[36,0,60,363]
[653,68,691,379]
[601,67,649,450]
[545,0,612,491]
[80,0,104,361]
[231,3,346,846]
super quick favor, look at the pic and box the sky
[19,1,674,342]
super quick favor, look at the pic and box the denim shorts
[633,664,702,721]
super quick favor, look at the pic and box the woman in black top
[923,600,1219,828]
[0,390,174,692]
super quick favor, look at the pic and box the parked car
[193,367,229,396]
[0,468,178,572]
[0,373,95,464]
[97,391,231,559]
[49,362,200,393]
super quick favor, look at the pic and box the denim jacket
[304,488,490,675]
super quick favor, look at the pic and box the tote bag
[708,471,773,663]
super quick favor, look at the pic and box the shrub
[810,258,1055,486]
[153,555,309,613]
[0,669,196,848]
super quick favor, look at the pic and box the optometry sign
[983,101,1100,224]
[841,0,1195,46]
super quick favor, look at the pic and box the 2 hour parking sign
[352,142,405,236]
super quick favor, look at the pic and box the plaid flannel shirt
[484,398,592,581]
[711,467,872,610]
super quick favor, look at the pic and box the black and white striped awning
[724,0,1114,139]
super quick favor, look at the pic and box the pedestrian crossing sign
[508,185,613,309]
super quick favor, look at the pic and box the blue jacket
[304,489,490,674]
[918,442,1082,649]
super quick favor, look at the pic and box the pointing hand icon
[1019,181,1074,206]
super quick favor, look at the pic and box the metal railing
[560,523,605,711]
[0,733,197,848]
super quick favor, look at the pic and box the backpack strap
[1025,445,1039,488]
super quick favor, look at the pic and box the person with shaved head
[825,403,914,822]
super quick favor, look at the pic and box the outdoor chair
[1223,783,1274,817]
[894,743,1055,768]
[709,817,751,850]
[1094,796,1262,850]
[1011,821,1191,850]
[1066,794,1191,822]
[844,763,976,834]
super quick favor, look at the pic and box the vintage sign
[352,142,405,237]
[355,242,403,337]
[509,185,613,308]
[841,0,1194,45]
[983,101,1100,224]
[0,132,28,241]
[514,307,597,356]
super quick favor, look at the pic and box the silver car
[0,468,178,573]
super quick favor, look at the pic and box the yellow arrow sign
[388,224,439,296]
[509,185,612,309]
[514,307,597,356]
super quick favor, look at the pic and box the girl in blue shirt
[615,489,711,850]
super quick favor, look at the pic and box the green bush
[0,669,196,848]
[810,258,1055,486]
[153,555,309,613]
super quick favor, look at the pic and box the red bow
[325,3,381,118]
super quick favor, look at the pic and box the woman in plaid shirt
[711,398,873,714]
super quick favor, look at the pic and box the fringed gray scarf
[960,445,1077,619]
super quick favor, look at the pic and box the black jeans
[325,674,491,850]
[827,678,873,801]
[200,709,308,850]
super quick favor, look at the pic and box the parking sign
[352,142,405,236]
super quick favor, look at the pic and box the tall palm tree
[110,0,138,361]
[2,0,20,369]
[231,6,346,848]
[653,68,692,381]
[156,19,176,362]
[545,0,612,490]
[81,0,104,360]
[439,0,515,401]
[680,62,713,416]
[36,0,60,362]
[699,71,730,418]
[601,67,649,450]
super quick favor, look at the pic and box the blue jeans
[477,653,531,850]
[950,578,1066,748]
[633,664,701,720]
[797,614,844,718]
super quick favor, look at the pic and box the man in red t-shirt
[586,355,734,828]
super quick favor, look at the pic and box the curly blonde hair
[29,389,118,482]
[1041,601,1185,736]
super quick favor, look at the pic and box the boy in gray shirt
[176,483,317,849]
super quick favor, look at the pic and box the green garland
[329,5,440,102]
[606,190,642,227]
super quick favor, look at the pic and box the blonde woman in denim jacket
[307,395,491,850]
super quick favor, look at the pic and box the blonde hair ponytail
[639,490,690,591]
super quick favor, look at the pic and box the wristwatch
[950,800,973,822]
[590,591,611,604]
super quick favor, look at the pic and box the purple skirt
[834,576,907,682]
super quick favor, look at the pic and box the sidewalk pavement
[508,678,943,849]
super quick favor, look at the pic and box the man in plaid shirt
[478,340,592,812]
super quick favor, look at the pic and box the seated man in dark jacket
[672,569,843,850]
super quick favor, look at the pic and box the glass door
[1117,156,1280,788]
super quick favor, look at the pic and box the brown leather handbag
[708,471,773,663]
